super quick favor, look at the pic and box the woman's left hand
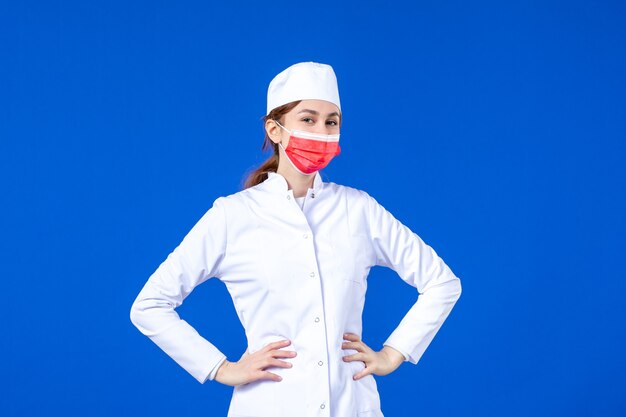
[341,333,406,380]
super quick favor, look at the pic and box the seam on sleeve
[214,197,228,279]
[364,191,383,266]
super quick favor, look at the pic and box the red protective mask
[276,121,341,175]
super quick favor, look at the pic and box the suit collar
[263,171,325,196]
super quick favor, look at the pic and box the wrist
[215,360,231,381]
[381,346,405,368]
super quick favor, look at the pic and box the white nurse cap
[266,62,341,115]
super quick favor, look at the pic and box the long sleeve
[365,193,462,365]
[130,197,228,383]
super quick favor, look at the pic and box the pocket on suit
[230,379,275,416]
[330,235,373,285]
[357,409,384,417]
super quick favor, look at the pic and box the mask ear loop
[274,119,291,134]
[274,119,292,150]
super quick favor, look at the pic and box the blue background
[2,1,624,416]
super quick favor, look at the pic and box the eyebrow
[297,109,341,118]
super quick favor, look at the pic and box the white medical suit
[130,171,462,417]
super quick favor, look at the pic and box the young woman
[130,62,462,417]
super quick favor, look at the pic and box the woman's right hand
[214,339,297,387]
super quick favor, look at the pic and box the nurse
[130,62,462,417]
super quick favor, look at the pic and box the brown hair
[242,101,301,189]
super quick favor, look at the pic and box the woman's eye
[327,120,338,126]
[301,117,314,124]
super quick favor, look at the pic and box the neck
[276,165,315,198]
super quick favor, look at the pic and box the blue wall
[1,1,624,416]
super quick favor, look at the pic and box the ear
[265,119,282,144]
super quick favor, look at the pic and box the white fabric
[267,62,341,115]
[205,356,227,383]
[294,195,306,210]
[130,171,462,417]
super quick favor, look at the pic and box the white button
[320,403,326,409]
[309,272,316,277]
[286,195,291,200]
[303,233,308,239]
[314,317,320,322]
[318,361,323,366]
